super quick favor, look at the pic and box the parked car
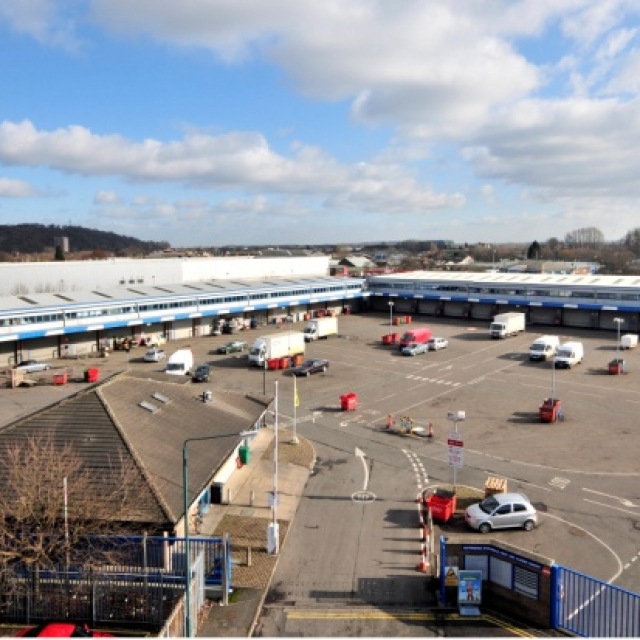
[13,359,51,373]
[401,343,429,356]
[17,622,115,637]
[292,358,329,376]
[465,493,537,534]
[143,348,166,362]
[192,364,211,382]
[217,340,248,354]
[428,337,449,351]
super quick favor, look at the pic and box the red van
[399,328,432,349]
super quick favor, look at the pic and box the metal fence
[0,535,231,632]
[553,565,640,638]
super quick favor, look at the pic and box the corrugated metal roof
[0,373,272,529]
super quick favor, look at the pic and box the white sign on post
[447,432,464,468]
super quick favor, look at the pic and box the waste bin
[382,334,392,345]
[608,359,625,375]
[239,445,250,465]
[53,372,67,386]
[267,358,280,370]
[279,357,290,369]
[425,488,457,523]
[340,393,358,411]
[390,332,400,344]
[539,398,562,423]
[405,315,412,324]
[294,354,304,366]
[87,367,99,383]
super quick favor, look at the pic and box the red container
[382,334,392,345]
[279,357,290,369]
[426,488,457,523]
[390,332,400,344]
[53,372,68,386]
[405,315,412,324]
[539,398,561,423]
[340,393,358,411]
[87,367,99,383]
[267,358,280,370]
[294,354,304,366]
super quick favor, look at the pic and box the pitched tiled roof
[0,373,271,529]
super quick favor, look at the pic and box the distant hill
[0,224,169,257]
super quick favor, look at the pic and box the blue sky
[1,1,640,248]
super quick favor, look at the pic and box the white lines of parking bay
[405,373,461,387]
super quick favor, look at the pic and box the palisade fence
[554,565,640,638]
[0,535,231,634]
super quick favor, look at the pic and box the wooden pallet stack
[484,476,507,498]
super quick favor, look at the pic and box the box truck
[165,348,194,375]
[304,317,338,341]
[249,331,306,367]
[620,334,638,350]
[399,327,432,350]
[490,312,526,339]
[529,335,560,361]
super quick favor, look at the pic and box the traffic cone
[417,544,429,572]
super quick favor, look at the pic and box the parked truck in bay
[303,317,338,341]
[399,327,432,350]
[248,331,306,367]
[490,312,526,339]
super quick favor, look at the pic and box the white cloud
[0,177,37,197]
[93,189,121,205]
[0,0,83,51]
[0,119,461,216]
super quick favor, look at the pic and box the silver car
[401,343,429,356]
[465,492,537,534]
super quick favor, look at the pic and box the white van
[529,335,560,361]
[165,348,194,375]
[554,342,584,369]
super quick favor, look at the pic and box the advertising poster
[458,570,482,605]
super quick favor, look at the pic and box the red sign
[448,438,463,447]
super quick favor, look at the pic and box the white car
[13,359,52,373]
[428,337,449,351]
[143,348,166,363]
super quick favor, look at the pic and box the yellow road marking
[286,609,538,636]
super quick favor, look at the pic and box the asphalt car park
[2,314,639,598]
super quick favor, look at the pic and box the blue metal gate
[553,566,640,637]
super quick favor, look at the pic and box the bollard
[227,488,231,504]
[247,546,252,567]
[250,490,254,506]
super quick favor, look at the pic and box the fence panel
[555,565,640,637]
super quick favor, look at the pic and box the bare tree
[564,227,605,249]
[0,434,148,583]
[623,228,640,257]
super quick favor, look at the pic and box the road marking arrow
[355,447,369,492]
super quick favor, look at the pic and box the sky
[1,1,640,248]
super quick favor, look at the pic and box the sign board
[458,569,482,606]
[444,566,459,586]
[447,432,464,468]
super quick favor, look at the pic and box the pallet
[484,476,507,498]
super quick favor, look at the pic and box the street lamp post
[268,380,280,554]
[388,301,394,333]
[614,317,624,359]
[183,430,253,637]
